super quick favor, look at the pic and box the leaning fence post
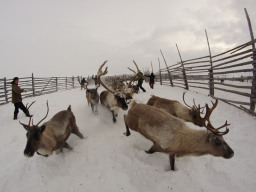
[176,44,189,90]
[4,77,8,103]
[158,57,162,85]
[160,49,174,86]
[32,73,35,96]
[244,8,256,112]
[205,29,214,96]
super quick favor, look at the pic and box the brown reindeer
[85,85,100,115]
[97,60,128,123]
[124,100,233,171]
[20,101,84,157]
[78,76,100,114]
[147,92,206,127]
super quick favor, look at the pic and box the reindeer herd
[19,60,234,171]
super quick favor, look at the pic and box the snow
[0,83,256,192]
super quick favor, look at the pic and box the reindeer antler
[133,60,140,72]
[26,101,36,111]
[128,67,136,74]
[183,92,204,113]
[97,60,116,94]
[36,101,49,126]
[198,100,230,136]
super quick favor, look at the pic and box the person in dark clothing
[136,71,146,92]
[145,72,155,89]
[11,77,32,120]
[81,78,88,90]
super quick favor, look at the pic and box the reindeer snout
[224,148,234,159]
[24,150,34,158]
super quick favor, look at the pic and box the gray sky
[0,0,255,78]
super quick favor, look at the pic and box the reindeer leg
[145,142,161,154]
[91,104,94,113]
[123,115,130,136]
[111,110,117,123]
[169,154,175,171]
[64,141,73,150]
[70,121,84,139]
[94,105,98,115]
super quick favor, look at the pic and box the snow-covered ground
[0,82,256,192]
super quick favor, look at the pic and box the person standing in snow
[11,77,32,120]
[144,72,155,89]
[81,77,88,90]
[136,71,146,92]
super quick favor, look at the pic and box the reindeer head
[97,60,128,110]
[205,132,234,159]
[20,101,49,157]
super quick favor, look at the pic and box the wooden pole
[244,8,256,111]
[66,77,67,90]
[4,77,8,103]
[32,73,35,96]
[160,49,173,86]
[55,77,58,92]
[158,57,162,85]
[151,61,153,73]
[205,29,214,96]
[176,44,189,90]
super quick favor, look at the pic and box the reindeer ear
[40,125,46,133]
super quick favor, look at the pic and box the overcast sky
[0,0,255,78]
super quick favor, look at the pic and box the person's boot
[14,114,17,120]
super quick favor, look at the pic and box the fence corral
[158,9,256,115]
[0,74,80,105]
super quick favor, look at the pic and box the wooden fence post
[176,44,189,90]
[158,57,162,85]
[66,77,67,90]
[32,73,35,96]
[72,76,74,88]
[205,29,214,96]
[56,77,58,92]
[160,49,174,86]
[4,77,8,103]
[244,8,256,112]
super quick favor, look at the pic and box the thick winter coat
[12,83,25,103]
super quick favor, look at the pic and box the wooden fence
[158,37,256,114]
[0,74,80,105]
[156,9,256,115]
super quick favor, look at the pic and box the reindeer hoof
[123,132,130,136]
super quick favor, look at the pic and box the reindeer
[124,100,233,171]
[85,84,100,115]
[78,76,100,114]
[147,92,206,127]
[97,60,128,123]
[19,101,84,157]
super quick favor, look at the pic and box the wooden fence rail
[0,74,80,105]
[158,36,256,114]
[156,9,256,115]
